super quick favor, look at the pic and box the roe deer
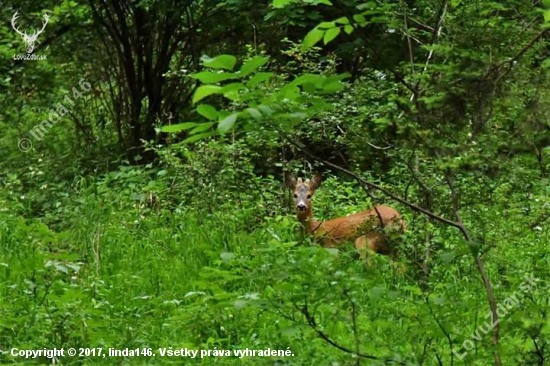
[285,172,405,258]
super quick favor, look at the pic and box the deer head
[12,11,49,54]
[285,172,322,214]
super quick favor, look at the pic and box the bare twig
[413,0,449,100]
[489,27,550,82]
[366,141,394,150]
[403,3,415,75]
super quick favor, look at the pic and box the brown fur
[285,172,405,258]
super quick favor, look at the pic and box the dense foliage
[0,0,549,365]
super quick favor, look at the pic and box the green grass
[0,169,548,365]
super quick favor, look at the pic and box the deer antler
[11,11,26,37]
[33,14,50,37]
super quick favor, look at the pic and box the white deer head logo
[11,11,49,54]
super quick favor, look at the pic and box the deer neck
[297,207,319,234]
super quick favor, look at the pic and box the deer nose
[297,203,307,211]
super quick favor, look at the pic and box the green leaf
[344,25,354,34]
[303,28,324,49]
[240,56,270,76]
[189,122,215,134]
[335,16,350,25]
[466,240,482,257]
[318,21,335,30]
[439,250,457,264]
[272,0,293,8]
[323,27,341,44]
[247,72,274,87]
[183,131,217,143]
[159,122,198,133]
[218,113,238,134]
[258,105,274,116]
[233,300,248,310]
[292,73,322,86]
[353,14,367,25]
[281,85,301,100]
[221,82,247,101]
[200,55,237,70]
[221,83,246,94]
[193,71,237,83]
[193,85,222,104]
[197,104,218,120]
[246,108,262,121]
[311,0,332,4]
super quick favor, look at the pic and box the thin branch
[531,335,544,366]
[299,303,396,362]
[442,171,501,365]
[403,3,415,76]
[493,28,550,75]
[425,296,454,366]
[343,289,362,366]
[413,0,449,100]
[489,27,550,81]
[366,141,394,150]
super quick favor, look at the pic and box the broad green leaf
[288,112,308,120]
[344,25,354,34]
[258,105,274,116]
[303,28,324,49]
[335,16,350,25]
[159,122,198,133]
[439,250,457,264]
[318,21,335,30]
[233,300,248,310]
[183,131,217,143]
[309,0,332,5]
[222,82,247,101]
[189,122,215,134]
[197,104,218,120]
[246,108,262,121]
[193,71,237,83]
[291,73,322,86]
[324,27,341,44]
[54,264,68,274]
[272,0,293,8]
[353,14,367,25]
[193,85,222,104]
[218,113,238,134]
[221,82,246,94]
[200,54,237,70]
[281,85,301,100]
[240,56,270,76]
[247,72,274,87]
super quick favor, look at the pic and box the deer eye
[293,194,297,198]
[307,195,311,199]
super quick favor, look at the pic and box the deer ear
[284,171,296,189]
[310,173,322,191]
